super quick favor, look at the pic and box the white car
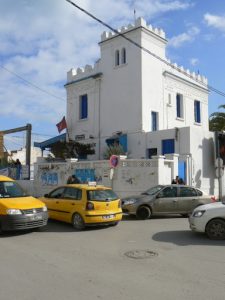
[189,202,225,239]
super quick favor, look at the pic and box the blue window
[162,139,175,155]
[151,111,158,131]
[79,94,88,119]
[176,93,183,118]
[194,100,201,123]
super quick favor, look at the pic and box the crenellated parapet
[166,59,208,85]
[67,60,101,83]
[100,17,166,42]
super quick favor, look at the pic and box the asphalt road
[0,215,225,300]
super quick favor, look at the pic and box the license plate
[102,214,115,219]
[31,215,43,221]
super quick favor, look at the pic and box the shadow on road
[0,219,117,237]
[152,230,225,246]
[122,214,184,221]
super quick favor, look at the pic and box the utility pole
[0,124,32,179]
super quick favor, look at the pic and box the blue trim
[34,133,66,150]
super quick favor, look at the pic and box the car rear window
[179,187,197,197]
[87,189,118,201]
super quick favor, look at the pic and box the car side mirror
[44,193,49,198]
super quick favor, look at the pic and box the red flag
[56,116,67,133]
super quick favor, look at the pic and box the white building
[63,17,218,194]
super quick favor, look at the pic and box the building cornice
[99,25,167,46]
[64,72,103,87]
[163,71,209,94]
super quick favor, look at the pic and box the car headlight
[193,210,205,217]
[123,199,137,205]
[6,209,22,215]
[42,206,48,212]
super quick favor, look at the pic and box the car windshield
[0,181,27,198]
[141,185,164,196]
[87,189,118,201]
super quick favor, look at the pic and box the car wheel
[111,222,119,226]
[136,206,151,220]
[205,219,225,240]
[181,214,189,217]
[72,213,85,230]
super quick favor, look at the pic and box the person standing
[171,176,179,184]
[67,174,80,184]
[15,159,22,180]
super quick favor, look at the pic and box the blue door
[178,161,186,184]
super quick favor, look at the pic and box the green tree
[103,144,125,159]
[50,140,95,159]
[209,105,225,132]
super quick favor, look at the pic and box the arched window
[121,48,126,64]
[115,50,120,66]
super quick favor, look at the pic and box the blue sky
[1,0,225,150]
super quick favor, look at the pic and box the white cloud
[168,26,200,48]
[204,13,225,33]
[0,0,192,141]
[190,58,199,66]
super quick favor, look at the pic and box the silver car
[122,185,217,220]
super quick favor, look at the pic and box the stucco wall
[18,156,177,198]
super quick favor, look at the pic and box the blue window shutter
[176,94,180,118]
[162,139,175,155]
[81,94,88,119]
[151,112,157,131]
[194,100,201,123]
[119,134,127,152]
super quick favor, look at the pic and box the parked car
[40,182,122,230]
[121,184,217,219]
[0,175,48,233]
[189,202,225,239]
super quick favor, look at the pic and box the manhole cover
[124,250,158,259]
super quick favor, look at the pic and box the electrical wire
[65,0,225,98]
[0,65,66,102]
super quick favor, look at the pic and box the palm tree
[209,105,225,131]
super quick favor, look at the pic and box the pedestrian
[178,177,185,184]
[67,174,80,184]
[171,176,179,184]
[14,159,22,180]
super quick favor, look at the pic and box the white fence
[18,156,177,198]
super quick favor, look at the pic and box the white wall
[21,157,177,198]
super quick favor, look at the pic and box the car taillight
[211,196,216,202]
[86,202,94,210]
[118,200,121,208]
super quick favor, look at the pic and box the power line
[65,0,225,99]
[0,65,66,102]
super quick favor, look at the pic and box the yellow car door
[43,187,65,221]
[57,187,83,223]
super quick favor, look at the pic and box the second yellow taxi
[40,182,122,230]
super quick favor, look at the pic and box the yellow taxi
[0,175,48,232]
[40,182,123,230]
